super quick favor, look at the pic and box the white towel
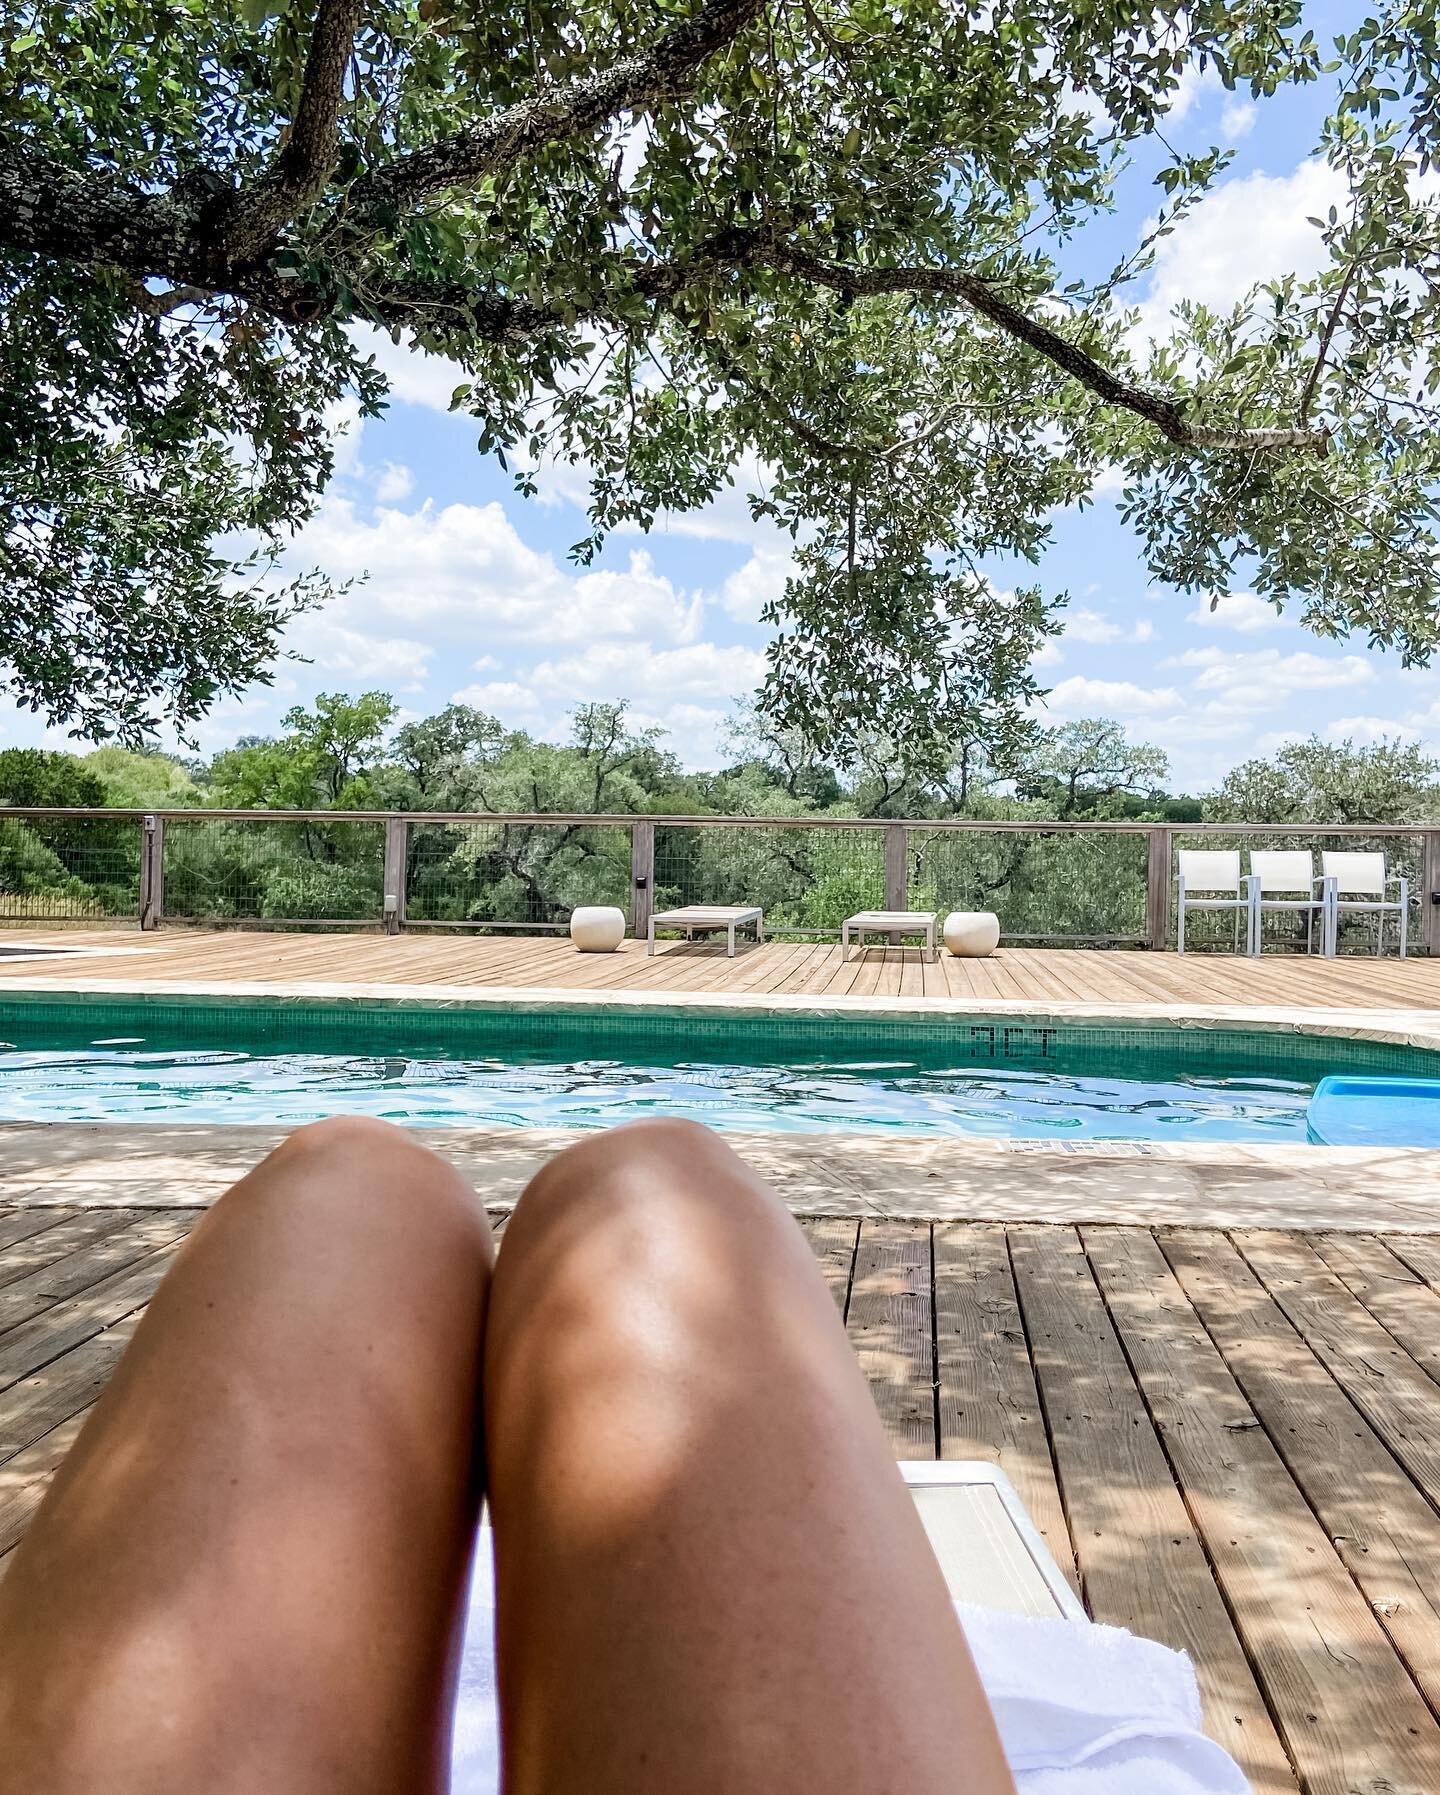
[450,1550,1250,1795]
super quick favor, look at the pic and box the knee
[222,1115,488,1244]
[276,1113,421,1165]
[508,1117,780,1255]
[523,1117,723,1208]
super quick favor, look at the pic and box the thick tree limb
[349,0,764,215]
[242,224,766,335]
[757,241,1333,455]
[226,0,365,257]
[0,139,203,279]
[0,120,1331,461]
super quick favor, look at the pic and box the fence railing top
[0,805,1437,833]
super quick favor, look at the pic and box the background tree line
[1,696,1435,944]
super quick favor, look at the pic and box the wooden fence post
[138,815,164,930]
[382,816,407,935]
[884,823,908,942]
[1145,826,1172,950]
[1423,830,1440,957]
[631,819,655,940]
[884,824,908,910]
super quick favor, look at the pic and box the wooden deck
[4,924,1440,1010]
[3,1205,1440,1793]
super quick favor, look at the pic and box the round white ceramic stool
[942,911,1000,957]
[569,905,626,952]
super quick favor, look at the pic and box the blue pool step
[1307,1075,1440,1147]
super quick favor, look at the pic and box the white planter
[942,911,1000,958]
[569,906,626,952]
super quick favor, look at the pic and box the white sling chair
[1320,851,1409,958]
[1176,849,1253,954]
[1247,850,1326,956]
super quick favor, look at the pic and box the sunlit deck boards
[3,925,1440,1011]
[4,1206,1440,1792]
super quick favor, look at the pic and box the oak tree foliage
[4,0,1440,761]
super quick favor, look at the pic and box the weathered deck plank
[799,1216,859,1314]
[1310,1231,1440,1385]
[931,1221,1077,1594]
[1086,1226,1440,1795]
[1008,1224,1295,1792]
[845,1220,935,1458]
[1236,1231,1440,1511]
[1163,1228,1440,1714]
[0,1209,186,1334]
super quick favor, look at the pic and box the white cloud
[451,680,544,720]
[375,461,414,502]
[350,324,470,413]
[1167,61,1221,123]
[627,701,735,763]
[531,450,794,557]
[1186,591,1284,634]
[1169,646,1374,710]
[1137,159,1343,342]
[719,545,793,623]
[300,620,431,690]
[526,640,767,706]
[1065,608,1154,645]
[325,396,366,478]
[282,495,704,652]
[1324,714,1422,746]
[453,644,766,760]
[1221,98,1257,141]
[1042,676,1182,715]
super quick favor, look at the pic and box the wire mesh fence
[0,809,1435,954]
[1170,829,1426,955]
[908,828,1150,943]
[653,824,886,934]
[0,813,142,922]
[404,819,632,927]
[162,818,386,924]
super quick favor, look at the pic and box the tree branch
[0,138,202,279]
[349,0,764,215]
[130,281,217,317]
[1298,260,1357,424]
[0,117,1333,466]
[226,0,365,257]
[243,223,768,336]
[687,326,860,460]
[755,240,1333,455]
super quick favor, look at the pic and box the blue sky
[8,19,1437,794]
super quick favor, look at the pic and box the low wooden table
[647,904,764,957]
[841,910,938,961]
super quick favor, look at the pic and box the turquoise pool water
[0,999,1429,1141]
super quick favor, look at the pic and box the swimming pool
[1,996,1434,1142]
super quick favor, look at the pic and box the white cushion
[1249,850,1314,894]
[1322,851,1386,896]
[569,906,626,951]
[1177,850,1240,894]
